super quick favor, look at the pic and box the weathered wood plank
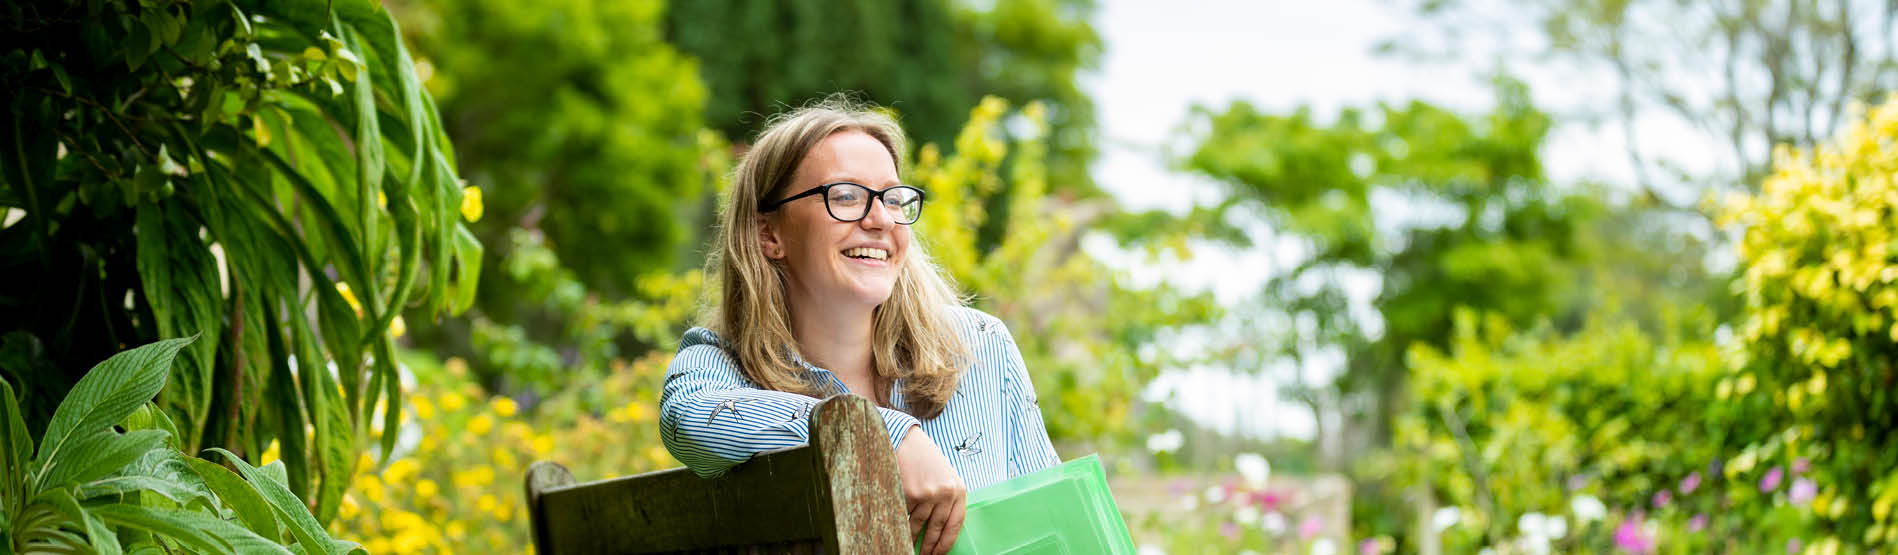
[523,395,904,554]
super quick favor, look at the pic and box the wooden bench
[524,394,911,554]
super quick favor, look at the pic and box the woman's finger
[928,498,968,555]
[919,499,951,554]
[908,499,935,539]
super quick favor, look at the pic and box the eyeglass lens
[825,184,923,224]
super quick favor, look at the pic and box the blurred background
[356,0,1898,552]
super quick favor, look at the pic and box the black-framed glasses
[758,182,926,225]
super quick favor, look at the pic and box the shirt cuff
[878,407,922,449]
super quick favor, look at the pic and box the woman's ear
[757,214,786,260]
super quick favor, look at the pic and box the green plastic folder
[928,455,1136,554]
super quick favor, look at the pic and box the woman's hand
[895,425,966,555]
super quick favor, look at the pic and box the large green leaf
[135,203,223,451]
[37,429,168,491]
[91,503,294,555]
[206,449,349,555]
[178,456,280,539]
[34,336,195,489]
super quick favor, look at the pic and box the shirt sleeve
[659,346,922,479]
[995,322,1060,478]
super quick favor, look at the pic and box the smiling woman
[656,97,1061,555]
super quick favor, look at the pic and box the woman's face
[762,130,911,311]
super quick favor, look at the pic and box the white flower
[1544,516,1568,539]
[1204,485,1227,504]
[1146,429,1184,453]
[1569,495,1607,523]
[1309,538,1336,555]
[1178,494,1199,511]
[1235,504,1261,529]
[1517,512,1548,537]
[1432,506,1462,532]
[1138,544,1167,555]
[1262,511,1289,535]
[1234,453,1271,489]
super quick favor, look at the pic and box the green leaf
[38,429,168,491]
[92,503,294,555]
[37,487,119,555]
[78,474,215,508]
[2,377,31,507]
[206,448,347,555]
[35,336,195,490]
[178,455,279,539]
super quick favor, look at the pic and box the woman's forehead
[797,131,900,186]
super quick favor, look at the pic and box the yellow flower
[646,445,672,467]
[460,185,483,222]
[490,396,518,417]
[336,283,364,316]
[475,493,499,513]
[469,414,494,436]
[414,479,438,500]
[492,448,518,471]
[359,476,385,504]
[260,439,281,466]
[389,315,406,338]
[384,458,420,484]
[440,392,466,412]
[531,434,555,456]
[412,396,435,420]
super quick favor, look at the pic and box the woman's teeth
[843,247,889,260]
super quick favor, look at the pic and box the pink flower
[1679,472,1701,495]
[1652,490,1672,508]
[1760,466,1784,493]
[1688,514,1708,533]
[1358,538,1381,555]
[1614,516,1654,554]
[1792,457,1811,474]
[1220,521,1240,540]
[1249,489,1287,511]
[1789,477,1817,505]
[1299,515,1324,540]
[1786,538,1801,554]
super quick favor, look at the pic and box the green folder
[925,455,1136,554]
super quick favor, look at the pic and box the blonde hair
[707,97,970,419]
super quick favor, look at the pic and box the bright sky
[1085,0,1726,440]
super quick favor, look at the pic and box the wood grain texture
[523,394,908,554]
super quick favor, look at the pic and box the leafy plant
[3,336,360,554]
[1,0,479,525]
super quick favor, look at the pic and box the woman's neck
[785,297,878,392]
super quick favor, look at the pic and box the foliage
[331,352,676,553]
[1,0,479,526]
[3,337,361,554]
[383,0,726,396]
[389,0,713,296]
[1393,0,1898,190]
[913,97,1218,445]
[1716,94,1898,549]
[1386,310,1728,552]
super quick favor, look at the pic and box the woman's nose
[859,201,894,229]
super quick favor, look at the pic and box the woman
[659,99,1060,555]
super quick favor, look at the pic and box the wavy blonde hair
[707,98,970,419]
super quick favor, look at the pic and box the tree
[1,0,478,524]
[1391,0,1898,194]
[383,0,720,392]
[1179,77,1728,469]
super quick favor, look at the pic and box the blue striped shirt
[659,306,1059,490]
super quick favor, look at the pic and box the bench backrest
[524,394,910,554]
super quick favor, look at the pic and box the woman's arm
[659,346,922,478]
